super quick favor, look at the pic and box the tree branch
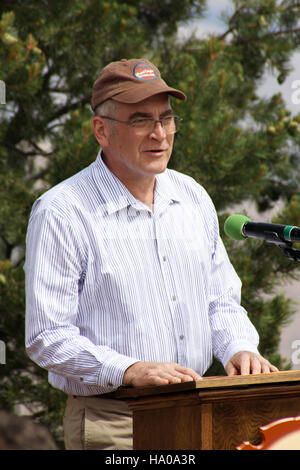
[25,167,49,183]
[218,2,248,40]
[268,27,300,37]
[28,139,52,156]
[1,143,37,158]
[47,95,90,123]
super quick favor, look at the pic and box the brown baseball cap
[91,58,186,110]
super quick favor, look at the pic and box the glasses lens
[162,116,175,133]
[133,116,181,135]
[131,119,152,135]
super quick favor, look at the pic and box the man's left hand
[225,351,279,376]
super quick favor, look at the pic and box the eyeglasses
[99,115,182,135]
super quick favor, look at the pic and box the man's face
[98,94,175,184]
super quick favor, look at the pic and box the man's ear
[92,116,110,146]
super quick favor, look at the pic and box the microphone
[224,214,300,244]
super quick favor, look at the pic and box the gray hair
[94,99,117,118]
[94,99,117,135]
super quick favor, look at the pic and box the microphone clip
[279,244,300,263]
[259,230,300,262]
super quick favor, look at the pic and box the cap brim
[112,84,186,103]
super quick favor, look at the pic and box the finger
[140,371,175,386]
[250,355,263,374]
[131,374,168,387]
[148,367,187,385]
[176,373,196,383]
[260,360,279,374]
[154,376,178,385]
[239,354,251,375]
[260,362,271,374]
[160,370,194,384]
[161,373,183,384]
[174,366,202,381]
[225,361,239,376]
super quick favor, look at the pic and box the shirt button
[107,382,113,387]
[179,335,184,340]
[80,377,84,382]
[162,256,167,262]
[172,295,176,301]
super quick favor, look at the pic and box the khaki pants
[63,395,133,450]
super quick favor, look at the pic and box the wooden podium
[115,370,300,450]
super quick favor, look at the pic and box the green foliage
[1,0,300,446]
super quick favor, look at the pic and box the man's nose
[150,120,167,139]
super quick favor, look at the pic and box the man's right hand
[122,361,201,387]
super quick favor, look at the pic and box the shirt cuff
[221,340,260,369]
[98,353,140,391]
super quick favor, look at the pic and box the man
[25,58,277,450]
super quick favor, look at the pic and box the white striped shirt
[24,151,259,395]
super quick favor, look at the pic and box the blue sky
[178,0,300,116]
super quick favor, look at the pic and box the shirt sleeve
[24,205,138,391]
[207,201,260,368]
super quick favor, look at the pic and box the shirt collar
[154,171,182,204]
[92,150,181,215]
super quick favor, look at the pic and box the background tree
[1,0,300,446]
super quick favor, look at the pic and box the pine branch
[46,87,70,93]
[25,167,49,183]
[47,96,90,123]
[28,139,52,157]
[218,2,248,40]
[268,27,300,37]
[1,142,37,158]
[1,141,51,159]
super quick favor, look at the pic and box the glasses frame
[98,114,182,135]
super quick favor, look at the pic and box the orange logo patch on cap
[133,63,157,81]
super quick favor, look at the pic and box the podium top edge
[194,369,300,389]
[114,370,300,399]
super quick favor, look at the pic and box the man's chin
[144,156,169,173]
[146,163,168,177]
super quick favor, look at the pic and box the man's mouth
[144,149,168,155]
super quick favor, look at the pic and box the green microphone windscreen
[224,214,251,240]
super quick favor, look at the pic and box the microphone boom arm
[279,244,300,263]
[262,235,300,262]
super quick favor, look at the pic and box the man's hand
[123,361,202,387]
[225,351,279,376]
